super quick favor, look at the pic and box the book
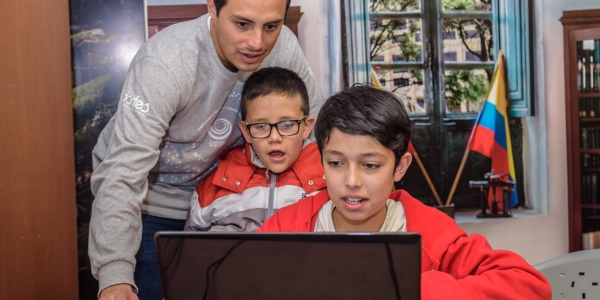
[591,127,597,149]
[589,173,598,215]
[583,232,590,250]
[592,173,597,207]
[583,153,590,168]
[583,174,591,204]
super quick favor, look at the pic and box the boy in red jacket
[185,67,325,231]
[258,85,551,299]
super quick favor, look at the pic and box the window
[442,31,456,40]
[443,51,457,61]
[341,0,532,210]
[393,77,409,87]
[466,51,482,61]
[392,54,405,61]
[464,29,480,39]
[373,55,385,62]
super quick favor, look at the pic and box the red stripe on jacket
[196,142,326,209]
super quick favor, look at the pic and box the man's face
[322,128,412,232]
[238,93,314,174]
[208,0,286,72]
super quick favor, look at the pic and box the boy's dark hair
[241,67,309,120]
[314,85,412,166]
[214,0,291,16]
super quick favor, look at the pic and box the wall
[289,0,342,96]
[0,0,78,298]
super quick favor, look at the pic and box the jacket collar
[211,141,326,194]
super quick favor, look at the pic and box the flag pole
[446,148,470,206]
[412,151,443,206]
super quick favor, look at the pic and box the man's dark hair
[241,67,309,120]
[214,0,292,16]
[314,85,412,167]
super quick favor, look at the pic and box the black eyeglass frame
[244,116,308,139]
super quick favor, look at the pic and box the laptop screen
[155,232,421,300]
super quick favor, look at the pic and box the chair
[534,249,600,300]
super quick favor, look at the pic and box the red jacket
[186,142,326,231]
[258,190,551,300]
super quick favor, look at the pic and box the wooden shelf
[578,93,600,98]
[582,203,600,209]
[581,117,600,122]
[580,149,600,154]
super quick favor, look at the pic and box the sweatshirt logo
[122,92,150,116]
[208,119,232,142]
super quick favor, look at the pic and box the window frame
[341,0,532,209]
[342,0,533,117]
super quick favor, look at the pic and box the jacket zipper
[266,169,276,219]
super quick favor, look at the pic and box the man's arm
[89,56,181,296]
[421,234,551,300]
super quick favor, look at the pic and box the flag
[467,51,518,210]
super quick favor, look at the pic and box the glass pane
[373,69,426,114]
[576,39,600,93]
[369,0,420,12]
[370,18,422,63]
[442,0,492,11]
[444,69,491,113]
[442,18,493,63]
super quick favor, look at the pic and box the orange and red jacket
[258,189,552,300]
[186,142,326,231]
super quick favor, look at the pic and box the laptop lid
[155,232,421,300]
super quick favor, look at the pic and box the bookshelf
[561,9,600,252]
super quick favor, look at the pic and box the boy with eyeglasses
[185,67,325,231]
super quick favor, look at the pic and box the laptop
[155,232,421,300]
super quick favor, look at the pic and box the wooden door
[0,0,78,298]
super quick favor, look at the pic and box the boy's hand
[99,284,138,300]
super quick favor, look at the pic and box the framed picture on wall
[69,0,147,298]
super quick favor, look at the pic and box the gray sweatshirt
[89,14,323,293]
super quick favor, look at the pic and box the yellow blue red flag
[467,51,518,209]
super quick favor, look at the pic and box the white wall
[290,0,342,97]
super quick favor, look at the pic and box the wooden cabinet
[561,9,600,252]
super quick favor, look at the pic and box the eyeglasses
[244,116,307,138]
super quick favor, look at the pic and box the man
[89,0,323,299]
